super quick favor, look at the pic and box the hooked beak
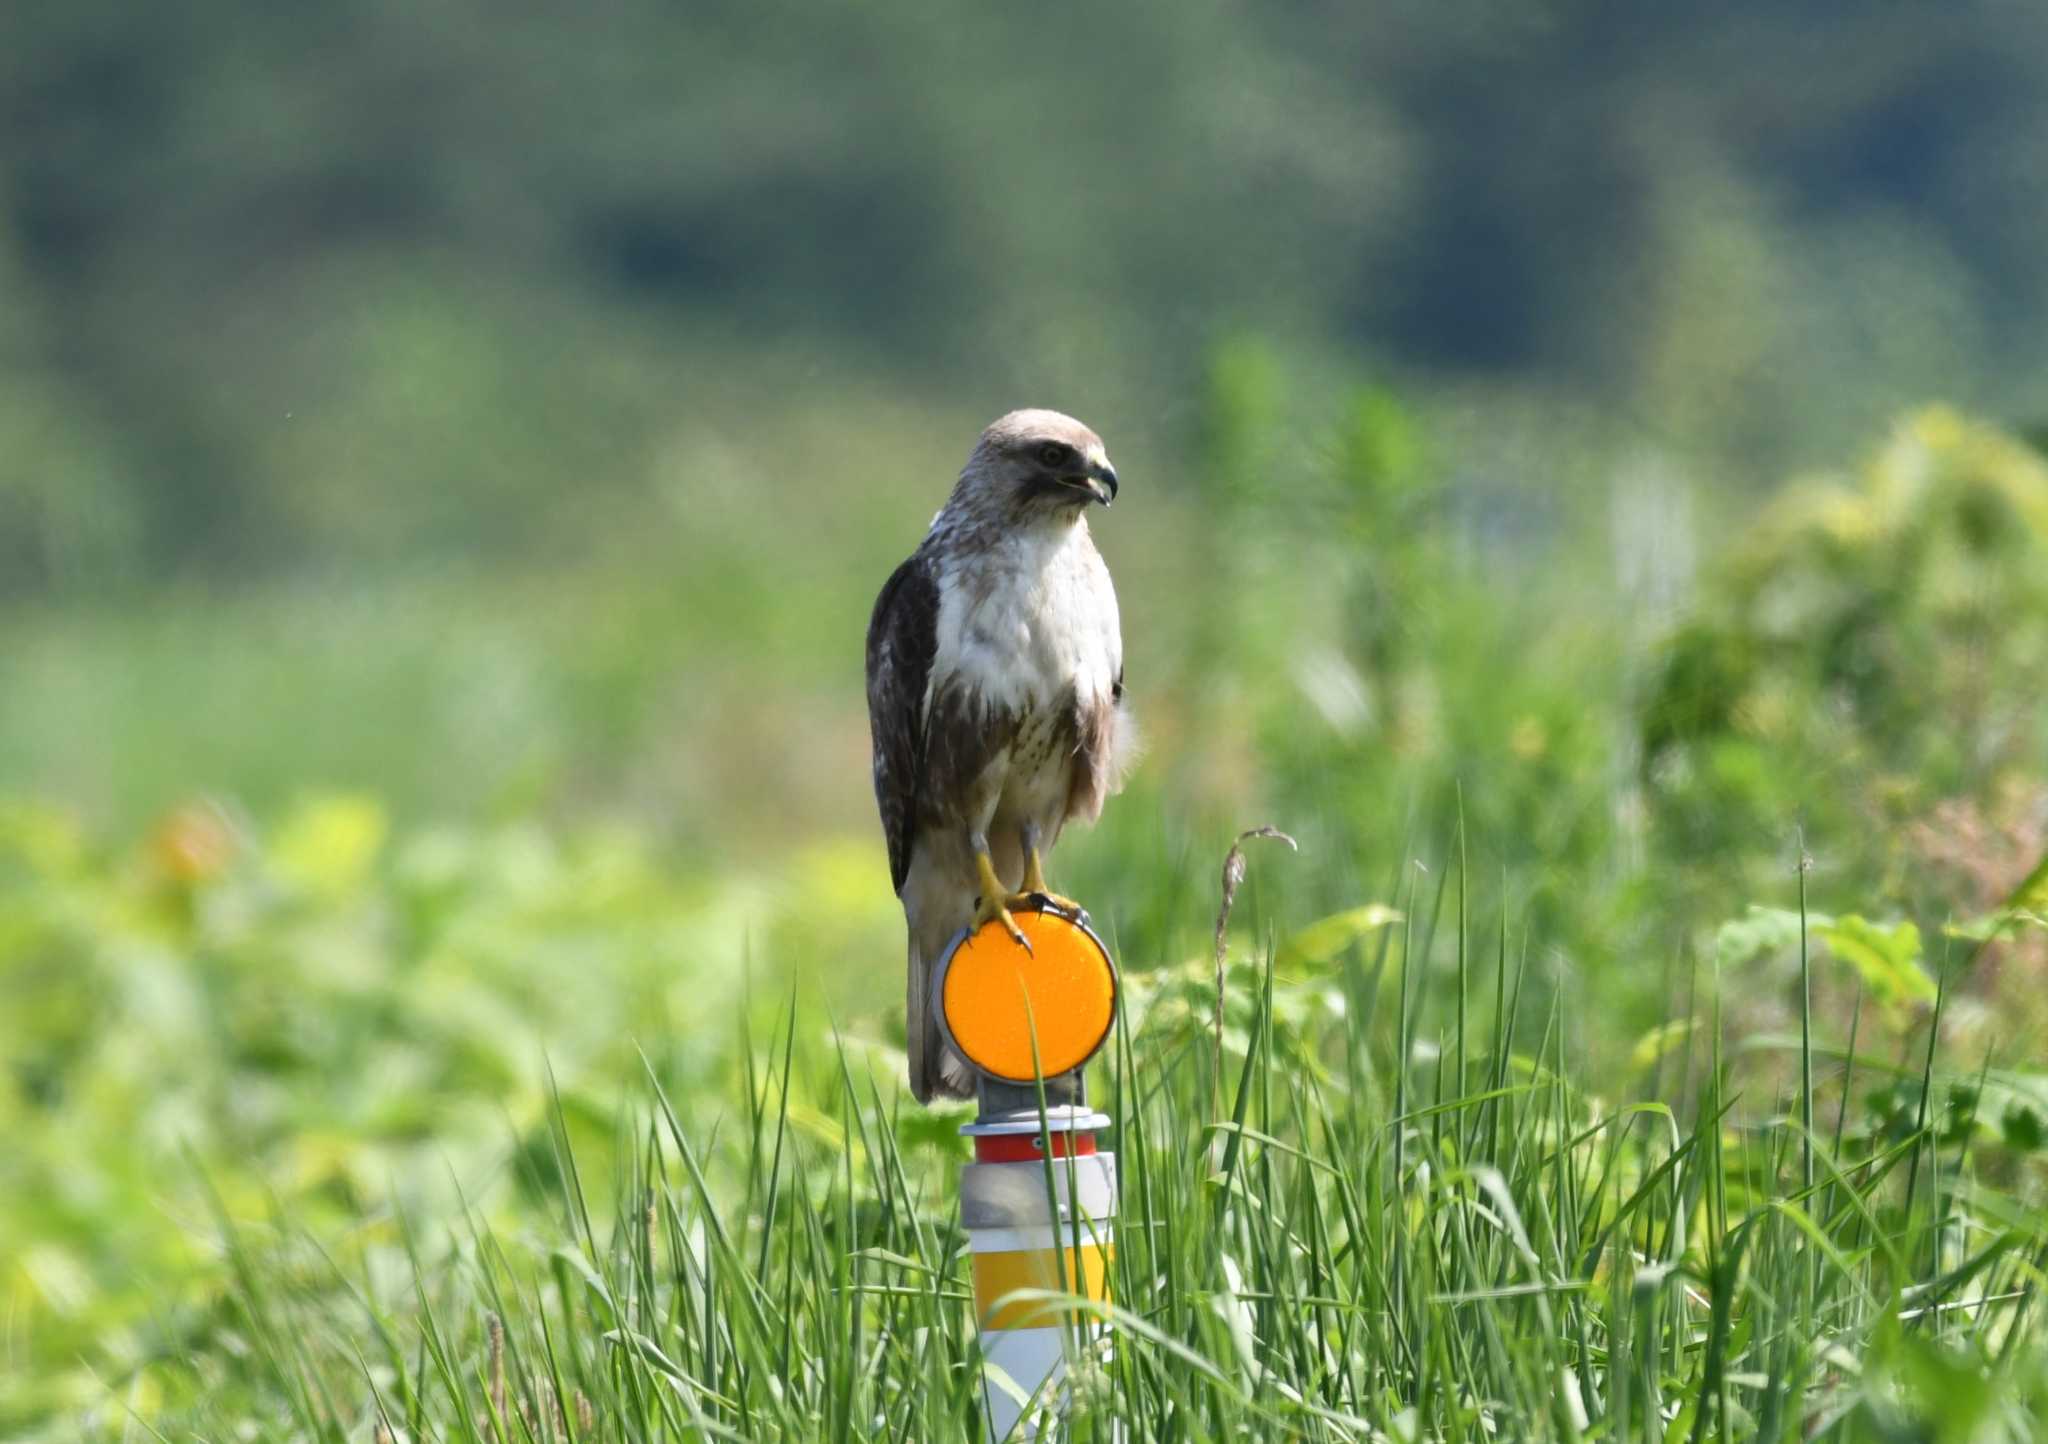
[1083,459,1119,508]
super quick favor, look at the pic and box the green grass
[8,397,2048,1439]
[24,825,2046,1442]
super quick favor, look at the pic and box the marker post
[931,901,1119,1441]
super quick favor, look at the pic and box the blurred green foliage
[0,790,910,1426]
[7,2,2048,594]
[7,5,2048,1433]
[8,388,2047,1432]
[5,783,2046,1436]
[1644,407,2048,906]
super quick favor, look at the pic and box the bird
[865,409,1133,1102]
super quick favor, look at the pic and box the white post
[927,903,1121,1441]
[960,1103,1116,1441]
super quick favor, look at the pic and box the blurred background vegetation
[6,0,2048,1432]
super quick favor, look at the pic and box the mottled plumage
[866,409,1133,1101]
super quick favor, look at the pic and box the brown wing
[865,550,940,893]
[1065,664,1126,825]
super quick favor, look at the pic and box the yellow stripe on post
[971,1242,1113,1330]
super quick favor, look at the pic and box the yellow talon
[1020,847,1082,920]
[973,848,1032,952]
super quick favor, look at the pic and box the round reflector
[936,903,1117,1082]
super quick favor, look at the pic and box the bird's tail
[906,917,975,1104]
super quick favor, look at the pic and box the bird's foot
[1016,845,1083,922]
[1009,889,1084,923]
[974,849,1033,953]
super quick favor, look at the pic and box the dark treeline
[5,0,2045,590]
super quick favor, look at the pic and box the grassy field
[6,802,2046,1440]
[13,6,2048,1434]
[7,397,2048,1440]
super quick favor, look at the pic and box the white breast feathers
[929,524,1120,721]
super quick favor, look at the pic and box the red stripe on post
[974,1131,1099,1163]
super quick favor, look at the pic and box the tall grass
[140,854,2048,1444]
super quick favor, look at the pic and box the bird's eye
[1036,442,1070,468]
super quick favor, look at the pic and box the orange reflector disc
[940,907,1116,1081]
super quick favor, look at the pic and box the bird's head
[956,409,1120,522]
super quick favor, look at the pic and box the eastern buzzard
[865,410,1132,1101]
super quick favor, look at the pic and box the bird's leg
[1015,820,1082,921]
[969,832,1032,953]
